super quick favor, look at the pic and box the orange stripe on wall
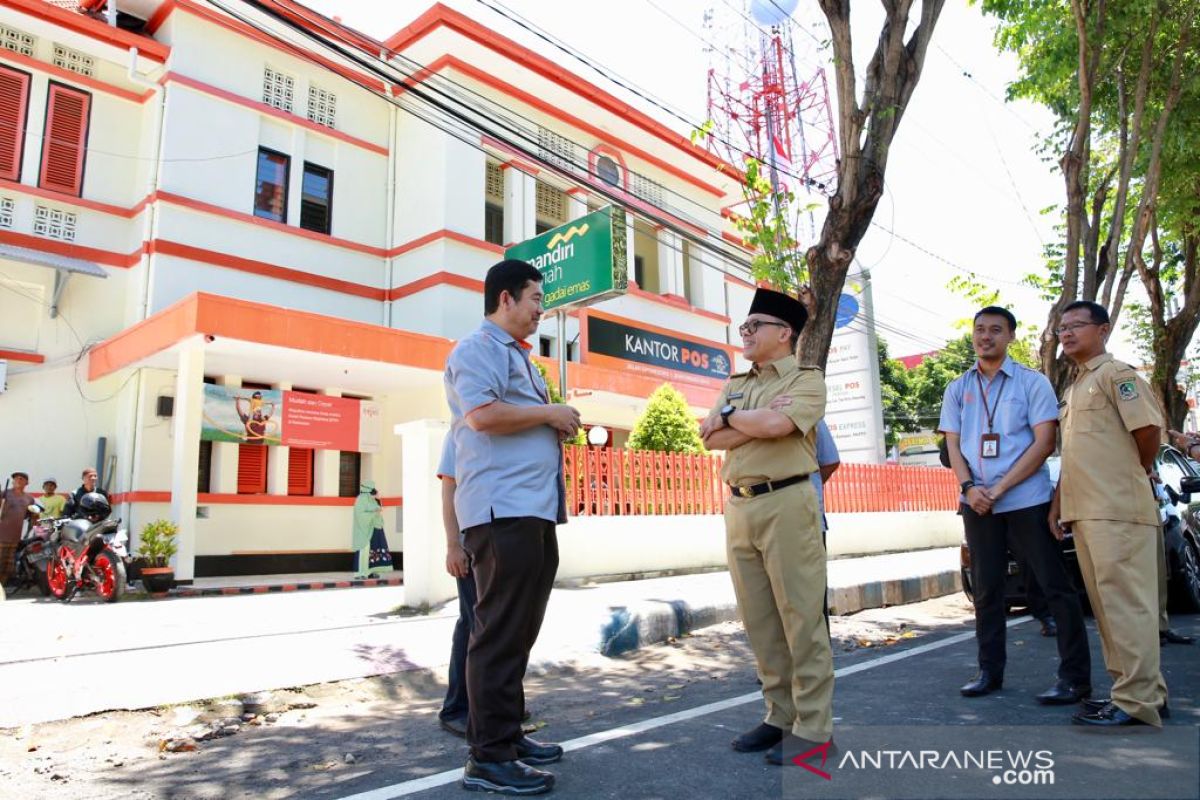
[0,49,153,104]
[0,229,140,267]
[389,229,503,258]
[149,239,386,301]
[388,271,483,301]
[0,348,43,364]
[110,491,403,506]
[4,0,170,62]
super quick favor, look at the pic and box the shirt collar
[1083,352,1113,371]
[753,354,799,377]
[480,318,532,350]
[970,355,1016,379]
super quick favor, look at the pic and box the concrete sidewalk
[0,546,960,727]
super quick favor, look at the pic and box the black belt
[729,473,810,499]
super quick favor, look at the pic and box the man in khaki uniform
[1049,300,1168,727]
[700,287,830,765]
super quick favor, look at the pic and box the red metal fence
[564,446,959,516]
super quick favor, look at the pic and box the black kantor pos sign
[586,315,730,380]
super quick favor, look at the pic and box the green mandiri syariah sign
[505,206,628,311]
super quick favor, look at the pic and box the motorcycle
[46,492,129,603]
[8,503,58,597]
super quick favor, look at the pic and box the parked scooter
[46,492,129,603]
[8,503,58,596]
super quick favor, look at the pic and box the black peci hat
[748,288,808,334]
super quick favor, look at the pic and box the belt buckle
[739,485,755,498]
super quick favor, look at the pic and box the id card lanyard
[975,371,1007,459]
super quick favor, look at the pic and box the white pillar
[657,227,684,297]
[314,388,342,496]
[395,419,456,606]
[566,188,589,221]
[503,164,537,244]
[211,375,241,494]
[267,381,292,495]
[170,344,204,582]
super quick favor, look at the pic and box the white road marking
[336,617,1032,799]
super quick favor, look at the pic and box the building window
[306,84,336,128]
[287,447,314,496]
[0,66,30,182]
[484,160,504,245]
[197,440,213,494]
[262,66,294,113]
[0,26,35,58]
[52,44,94,77]
[633,254,645,288]
[0,197,13,228]
[338,452,361,498]
[567,341,579,361]
[300,161,332,234]
[237,444,268,494]
[254,147,289,223]
[596,154,621,187]
[33,205,76,241]
[539,336,552,358]
[39,82,90,196]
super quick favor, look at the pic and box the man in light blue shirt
[810,419,840,534]
[939,306,1090,706]
[444,259,581,795]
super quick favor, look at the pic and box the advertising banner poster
[201,386,380,452]
[583,310,732,384]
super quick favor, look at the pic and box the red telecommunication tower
[704,0,838,199]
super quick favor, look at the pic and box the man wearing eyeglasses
[939,306,1091,706]
[699,287,830,766]
[1051,300,1168,728]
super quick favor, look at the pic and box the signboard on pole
[504,206,629,312]
[582,309,732,384]
[824,276,887,464]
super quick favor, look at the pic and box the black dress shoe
[1082,698,1170,718]
[1071,702,1152,727]
[1161,629,1195,645]
[765,735,836,766]
[731,722,785,752]
[439,715,468,737]
[462,757,554,795]
[1035,679,1091,705]
[1040,618,1058,637]
[960,671,1003,697]
[514,736,563,766]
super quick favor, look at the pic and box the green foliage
[877,337,920,448]
[728,158,815,293]
[627,384,706,454]
[138,519,178,568]
[534,361,584,445]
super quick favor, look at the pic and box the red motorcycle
[46,492,128,603]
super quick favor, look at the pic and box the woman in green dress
[352,480,392,577]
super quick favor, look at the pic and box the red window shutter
[237,444,268,494]
[0,66,30,181]
[40,83,90,196]
[287,447,313,496]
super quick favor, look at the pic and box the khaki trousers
[1157,525,1169,632]
[725,480,833,742]
[1072,519,1167,725]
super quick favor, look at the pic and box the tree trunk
[801,0,946,367]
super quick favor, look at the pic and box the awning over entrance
[0,242,107,319]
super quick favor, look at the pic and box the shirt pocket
[1000,396,1029,437]
[1074,390,1109,432]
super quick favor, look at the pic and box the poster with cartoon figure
[201,386,283,445]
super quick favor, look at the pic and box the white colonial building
[0,0,777,593]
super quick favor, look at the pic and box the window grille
[536,182,567,223]
[262,66,294,113]
[629,172,665,208]
[485,161,504,201]
[0,26,35,58]
[537,126,577,173]
[0,197,13,228]
[306,84,336,127]
[33,205,76,241]
[52,44,94,77]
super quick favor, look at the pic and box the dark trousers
[463,517,558,762]
[439,570,477,722]
[1023,558,1050,621]
[962,501,1090,685]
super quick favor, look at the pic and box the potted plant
[137,519,178,597]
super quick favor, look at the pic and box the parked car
[961,445,1200,614]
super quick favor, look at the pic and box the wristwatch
[720,404,736,426]
[960,479,976,494]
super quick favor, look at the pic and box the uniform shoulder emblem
[1116,378,1139,401]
